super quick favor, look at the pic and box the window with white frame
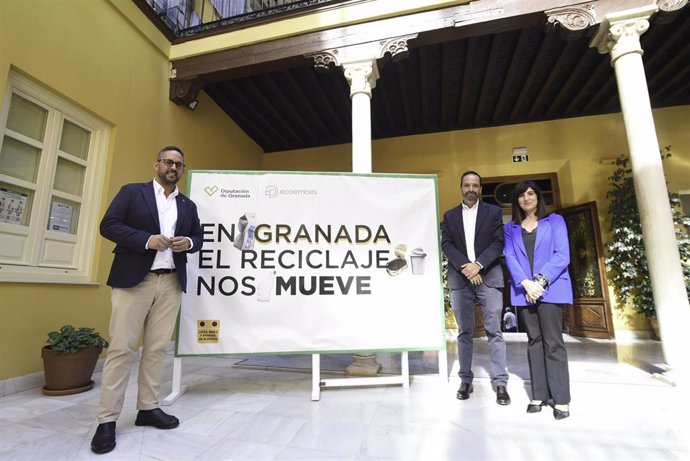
[0,70,109,283]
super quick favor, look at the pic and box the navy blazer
[503,213,573,306]
[100,181,203,292]
[441,201,504,289]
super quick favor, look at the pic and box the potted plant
[41,324,109,396]
[604,148,690,336]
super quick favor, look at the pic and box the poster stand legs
[311,350,449,401]
[164,348,449,404]
[162,357,186,405]
[311,352,409,401]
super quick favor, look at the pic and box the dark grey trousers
[451,284,508,386]
[519,302,571,404]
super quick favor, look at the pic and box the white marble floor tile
[18,403,97,436]
[0,421,58,455]
[211,392,280,414]
[286,419,369,456]
[1,431,84,461]
[139,429,218,461]
[276,446,356,460]
[214,412,309,445]
[1,338,686,461]
[195,439,284,461]
[0,394,75,422]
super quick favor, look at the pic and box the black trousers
[519,302,571,405]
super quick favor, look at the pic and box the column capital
[545,2,597,40]
[305,34,416,72]
[590,5,658,63]
[342,60,379,98]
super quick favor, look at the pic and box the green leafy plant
[441,254,457,328]
[605,148,690,318]
[46,325,109,353]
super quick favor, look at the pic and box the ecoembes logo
[264,185,317,199]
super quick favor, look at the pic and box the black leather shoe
[456,383,473,400]
[91,422,116,454]
[553,407,570,420]
[135,408,179,429]
[526,401,547,413]
[496,385,511,405]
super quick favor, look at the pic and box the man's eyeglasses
[159,158,186,169]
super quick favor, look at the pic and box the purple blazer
[503,213,573,306]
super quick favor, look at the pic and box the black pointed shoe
[553,406,571,420]
[496,385,511,405]
[135,408,180,429]
[526,401,547,413]
[91,422,116,454]
[456,383,473,400]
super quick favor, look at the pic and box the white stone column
[591,5,690,385]
[306,36,414,377]
[342,60,381,376]
[343,60,379,173]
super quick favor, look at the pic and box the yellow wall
[263,105,690,333]
[0,0,261,380]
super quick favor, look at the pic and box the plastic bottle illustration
[257,270,276,302]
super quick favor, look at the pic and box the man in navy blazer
[91,146,203,455]
[442,171,510,405]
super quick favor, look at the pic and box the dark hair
[511,180,549,223]
[157,146,184,159]
[460,170,482,186]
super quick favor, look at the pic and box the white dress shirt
[149,179,178,270]
[462,201,479,263]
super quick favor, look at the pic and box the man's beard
[158,170,179,186]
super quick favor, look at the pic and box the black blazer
[441,201,504,289]
[100,181,203,292]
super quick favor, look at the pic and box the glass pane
[47,197,80,235]
[0,136,41,182]
[60,120,90,160]
[0,182,33,226]
[54,157,85,196]
[7,93,47,141]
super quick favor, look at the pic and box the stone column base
[345,353,382,376]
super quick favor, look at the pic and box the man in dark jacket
[91,146,203,454]
[441,171,510,406]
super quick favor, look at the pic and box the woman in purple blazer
[503,180,573,420]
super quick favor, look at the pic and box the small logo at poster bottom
[197,320,220,343]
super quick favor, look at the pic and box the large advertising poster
[177,171,445,356]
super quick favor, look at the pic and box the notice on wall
[48,201,72,233]
[0,188,27,225]
[176,171,445,356]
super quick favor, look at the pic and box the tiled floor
[1,335,687,460]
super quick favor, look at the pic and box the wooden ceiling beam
[527,39,579,119]
[282,69,331,139]
[492,27,543,123]
[474,30,519,124]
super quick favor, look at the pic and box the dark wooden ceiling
[199,5,690,153]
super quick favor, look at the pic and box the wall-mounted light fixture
[187,100,198,111]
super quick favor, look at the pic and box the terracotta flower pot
[41,345,102,396]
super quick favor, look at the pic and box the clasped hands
[521,279,545,304]
[460,262,483,286]
[149,234,190,252]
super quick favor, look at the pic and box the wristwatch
[533,273,549,288]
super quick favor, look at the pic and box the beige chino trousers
[97,272,181,423]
